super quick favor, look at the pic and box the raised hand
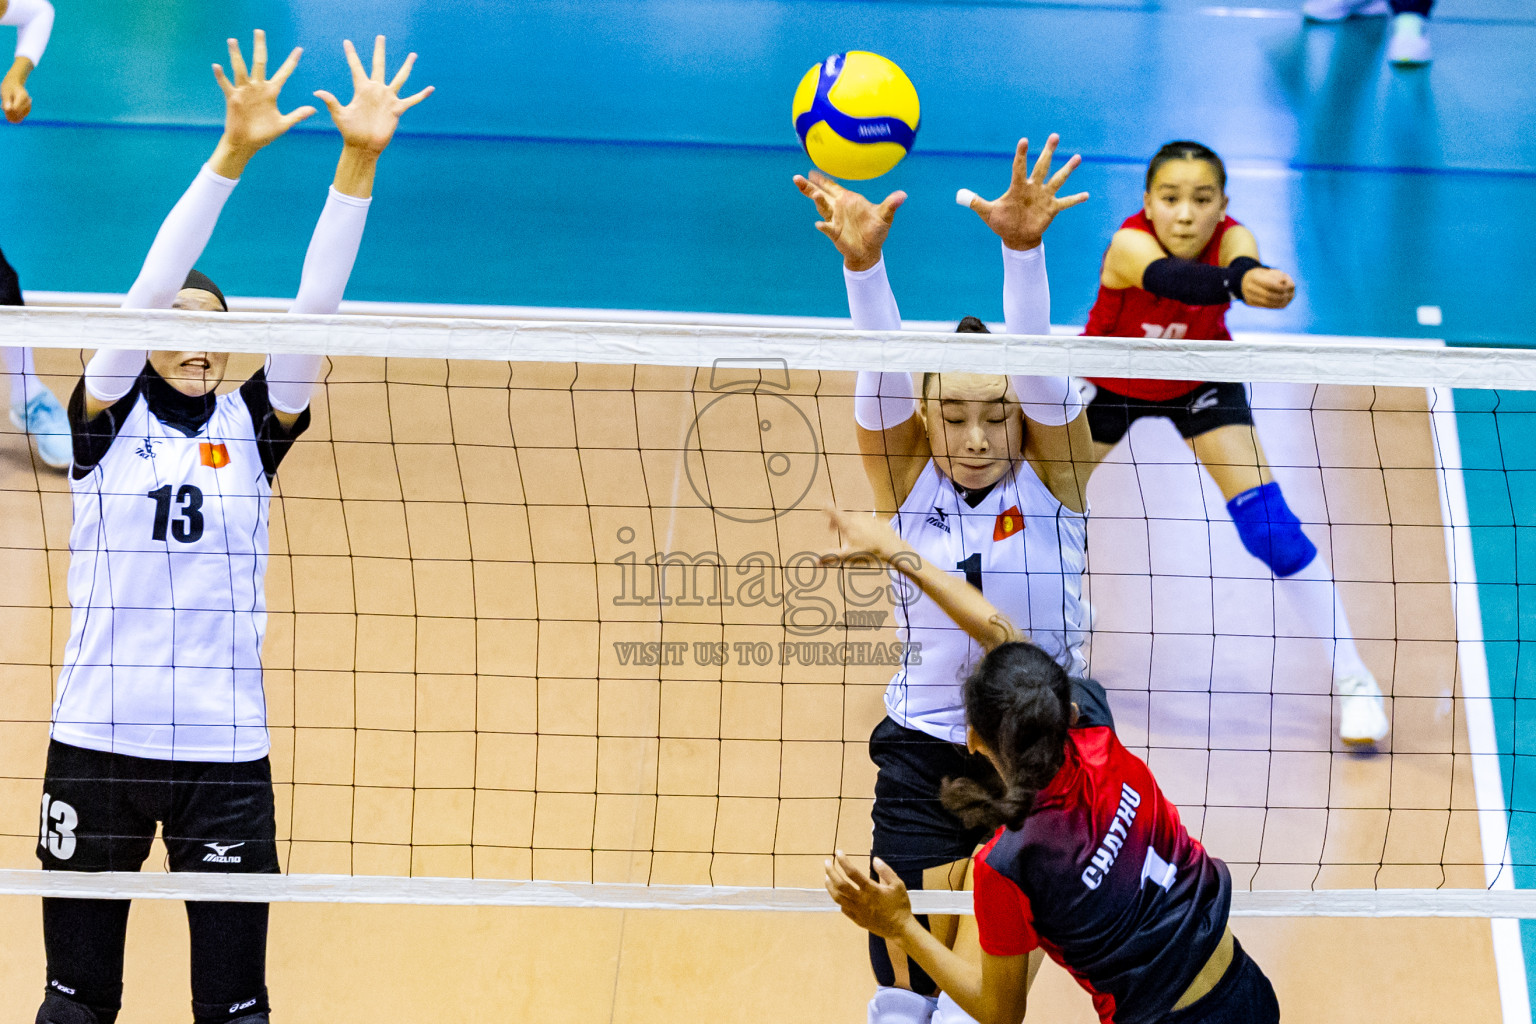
[1241,266,1295,309]
[794,171,905,272]
[314,36,433,156]
[211,30,314,161]
[964,134,1089,252]
[824,851,915,940]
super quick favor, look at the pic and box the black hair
[919,317,995,400]
[940,642,1072,832]
[1145,140,1226,193]
[182,268,228,311]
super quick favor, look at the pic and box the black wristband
[1223,256,1264,304]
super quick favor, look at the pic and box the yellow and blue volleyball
[792,51,920,180]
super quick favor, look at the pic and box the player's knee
[932,992,981,1024]
[868,986,938,1024]
[1226,481,1317,578]
[36,989,109,1024]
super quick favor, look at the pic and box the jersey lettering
[1140,322,1188,340]
[147,484,206,543]
[1080,782,1142,889]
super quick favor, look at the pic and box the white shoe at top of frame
[1337,671,1390,746]
[1303,0,1390,21]
[1388,12,1432,65]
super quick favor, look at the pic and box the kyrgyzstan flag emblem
[199,442,230,469]
[993,505,1023,542]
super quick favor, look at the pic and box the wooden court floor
[0,349,1505,1021]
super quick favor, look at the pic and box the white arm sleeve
[844,257,902,331]
[266,187,373,414]
[85,164,239,403]
[2,0,54,67]
[121,164,238,311]
[1001,241,1081,426]
[845,258,917,431]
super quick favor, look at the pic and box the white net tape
[1,871,1533,917]
[5,304,1533,389]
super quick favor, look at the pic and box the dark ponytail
[941,642,1071,832]
[1145,140,1226,192]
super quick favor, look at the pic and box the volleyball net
[1,304,1533,919]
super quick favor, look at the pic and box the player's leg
[1387,0,1432,64]
[36,742,160,1024]
[164,757,282,1024]
[1180,387,1389,745]
[1301,0,1390,21]
[867,718,994,1023]
[1,245,70,469]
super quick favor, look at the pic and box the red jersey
[1084,212,1241,402]
[973,678,1230,1024]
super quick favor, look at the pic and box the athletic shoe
[1387,12,1432,65]
[10,389,71,469]
[1302,0,1389,20]
[1337,671,1390,746]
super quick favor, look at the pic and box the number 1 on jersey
[148,484,205,543]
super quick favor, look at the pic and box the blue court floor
[4,0,1536,1012]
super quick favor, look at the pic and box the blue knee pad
[1226,482,1317,578]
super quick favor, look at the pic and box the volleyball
[792,51,920,180]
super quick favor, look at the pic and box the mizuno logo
[135,439,157,459]
[203,841,245,864]
[1189,388,1221,413]
[925,507,950,534]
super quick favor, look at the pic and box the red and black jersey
[973,678,1231,1024]
[1084,211,1242,402]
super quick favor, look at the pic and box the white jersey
[886,459,1088,743]
[54,377,290,761]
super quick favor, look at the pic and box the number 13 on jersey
[147,484,205,543]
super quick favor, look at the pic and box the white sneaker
[1303,0,1389,21]
[1388,13,1432,65]
[1337,672,1390,746]
[10,389,71,470]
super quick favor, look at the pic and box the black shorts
[38,740,280,874]
[869,716,997,874]
[1086,381,1254,447]
[1161,940,1281,1024]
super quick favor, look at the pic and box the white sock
[868,986,937,1024]
[2,346,43,409]
[1273,554,1370,681]
[932,992,980,1024]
